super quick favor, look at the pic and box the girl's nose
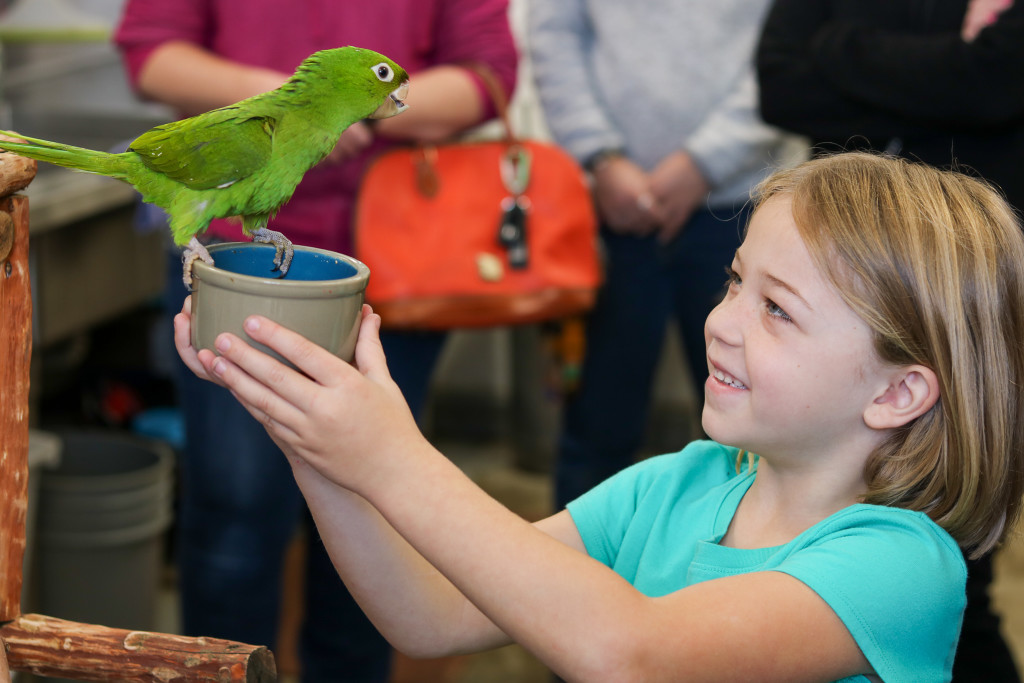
[704,293,743,348]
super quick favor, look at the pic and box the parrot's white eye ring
[372,63,395,83]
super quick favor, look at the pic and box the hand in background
[648,151,710,244]
[324,121,375,164]
[591,157,659,236]
[962,0,1014,41]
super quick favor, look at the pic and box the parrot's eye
[372,63,395,83]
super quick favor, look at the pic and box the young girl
[174,152,1024,682]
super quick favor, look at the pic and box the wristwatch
[583,148,626,173]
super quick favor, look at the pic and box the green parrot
[0,46,409,285]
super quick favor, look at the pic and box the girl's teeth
[714,369,747,389]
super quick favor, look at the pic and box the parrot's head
[299,46,409,121]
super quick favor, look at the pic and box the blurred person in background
[527,0,806,510]
[756,0,1024,678]
[114,2,516,680]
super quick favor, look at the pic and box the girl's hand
[173,295,225,386]
[962,0,1014,41]
[195,305,425,493]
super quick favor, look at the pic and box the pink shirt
[114,0,517,254]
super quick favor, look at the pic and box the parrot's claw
[278,245,295,275]
[182,238,214,291]
[251,228,294,278]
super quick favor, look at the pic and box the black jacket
[757,0,1024,211]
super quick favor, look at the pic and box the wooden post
[0,635,10,681]
[0,143,278,680]
[0,192,32,623]
[2,614,276,681]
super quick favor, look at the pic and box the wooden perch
[0,194,32,622]
[1,614,277,682]
[0,636,10,680]
[0,151,279,681]
[0,133,37,198]
[0,151,36,623]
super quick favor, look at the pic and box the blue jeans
[167,250,445,682]
[555,204,749,508]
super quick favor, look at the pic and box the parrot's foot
[251,228,294,277]
[182,238,214,290]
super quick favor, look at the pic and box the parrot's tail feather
[0,130,126,178]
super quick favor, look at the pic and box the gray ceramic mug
[190,242,370,366]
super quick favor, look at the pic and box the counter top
[24,167,138,235]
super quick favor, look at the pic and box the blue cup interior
[210,244,357,281]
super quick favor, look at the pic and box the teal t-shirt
[566,440,966,683]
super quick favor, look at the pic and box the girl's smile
[709,364,748,390]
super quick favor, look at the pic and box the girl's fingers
[173,312,197,366]
[223,383,302,445]
[201,342,308,430]
[354,306,392,383]
[174,297,221,383]
[236,316,352,392]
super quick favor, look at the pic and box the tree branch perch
[2,614,277,682]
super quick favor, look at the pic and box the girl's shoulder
[773,505,966,683]
[803,503,964,563]
[777,502,966,594]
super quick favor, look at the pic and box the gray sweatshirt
[527,0,806,208]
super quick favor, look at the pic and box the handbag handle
[411,62,526,199]
[460,61,532,193]
[460,61,517,143]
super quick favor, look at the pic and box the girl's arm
[173,300,583,656]
[174,303,872,682]
[297,462,591,657]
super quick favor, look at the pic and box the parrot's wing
[129,108,275,191]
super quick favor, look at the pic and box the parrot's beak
[370,80,410,119]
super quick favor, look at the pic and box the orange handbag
[353,68,602,330]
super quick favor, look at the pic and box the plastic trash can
[23,430,62,612]
[34,430,174,632]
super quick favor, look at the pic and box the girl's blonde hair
[754,152,1024,558]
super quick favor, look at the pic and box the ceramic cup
[190,242,370,366]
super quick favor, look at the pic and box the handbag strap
[460,61,531,196]
[404,62,523,198]
[460,61,516,143]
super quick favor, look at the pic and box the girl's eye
[765,299,792,322]
[724,265,791,323]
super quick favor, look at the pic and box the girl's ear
[864,366,940,431]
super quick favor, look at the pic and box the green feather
[0,46,408,247]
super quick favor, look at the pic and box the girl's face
[702,196,889,464]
